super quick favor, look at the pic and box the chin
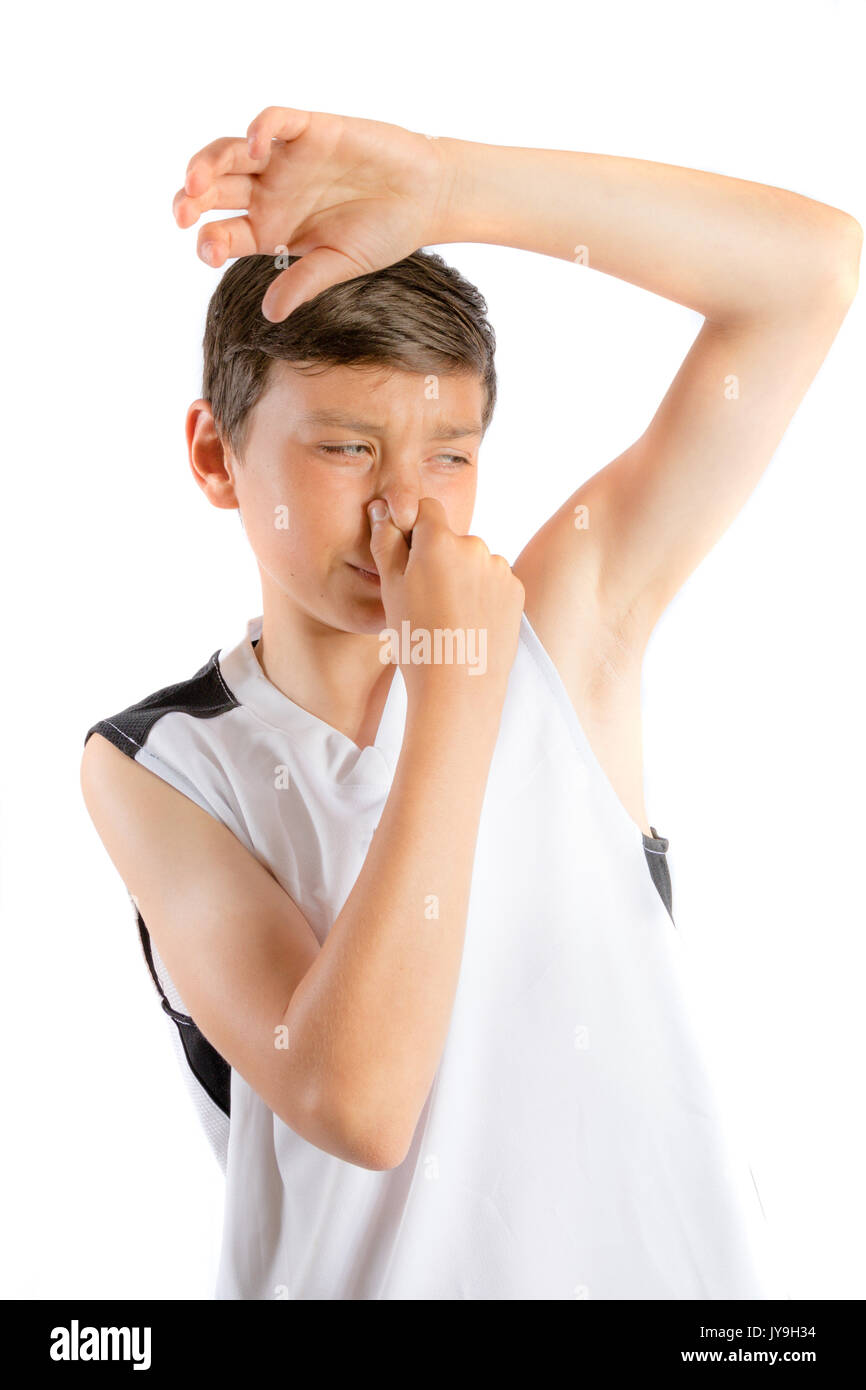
[348,603,386,635]
[316,590,384,636]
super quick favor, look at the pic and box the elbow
[829,212,862,301]
[333,1091,415,1171]
[343,1125,412,1174]
[290,1081,414,1172]
[762,210,863,321]
[807,212,862,310]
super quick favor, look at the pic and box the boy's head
[187,250,497,636]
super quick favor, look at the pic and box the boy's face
[212,361,485,635]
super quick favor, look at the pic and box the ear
[186,399,240,511]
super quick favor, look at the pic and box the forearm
[434,137,860,323]
[283,690,502,1168]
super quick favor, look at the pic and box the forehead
[255,360,485,434]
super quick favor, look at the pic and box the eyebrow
[298,408,483,440]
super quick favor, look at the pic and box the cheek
[439,477,477,535]
[237,471,357,569]
[290,476,360,553]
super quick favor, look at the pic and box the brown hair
[201,250,497,462]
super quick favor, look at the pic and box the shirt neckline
[217,615,407,788]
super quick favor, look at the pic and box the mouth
[348,562,381,586]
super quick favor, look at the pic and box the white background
[2,0,863,1299]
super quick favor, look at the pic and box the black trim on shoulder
[642,826,674,924]
[84,647,237,1122]
[83,648,237,756]
[136,910,231,1119]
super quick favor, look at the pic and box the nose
[379,491,419,538]
[370,464,422,538]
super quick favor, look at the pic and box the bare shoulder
[80,728,211,848]
[79,730,328,1144]
[80,729,281,905]
[80,729,143,837]
[80,731,229,933]
[80,727,136,797]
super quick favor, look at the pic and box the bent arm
[81,690,500,1171]
[434,138,861,321]
[282,689,501,1169]
[432,139,861,646]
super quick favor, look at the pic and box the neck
[253,585,395,750]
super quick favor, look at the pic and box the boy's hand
[173,106,458,322]
[368,496,525,710]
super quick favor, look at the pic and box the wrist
[426,136,497,246]
[405,672,507,739]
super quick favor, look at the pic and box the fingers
[368,500,410,582]
[173,174,255,229]
[411,495,452,539]
[182,109,313,203]
[260,246,371,322]
[183,136,267,200]
[177,109,315,276]
[246,106,313,159]
[195,216,260,267]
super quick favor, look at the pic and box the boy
[80,106,860,1299]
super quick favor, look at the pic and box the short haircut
[201,250,497,462]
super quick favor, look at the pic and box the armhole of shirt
[642,827,675,924]
[84,648,238,1165]
[517,613,676,926]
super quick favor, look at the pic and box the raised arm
[174,107,861,652]
[432,139,861,645]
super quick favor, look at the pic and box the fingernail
[201,242,216,265]
[368,500,388,522]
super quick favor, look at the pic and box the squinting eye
[319,444,470,467]
[319,444,370,458]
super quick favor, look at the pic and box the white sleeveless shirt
[85,612,789,1300]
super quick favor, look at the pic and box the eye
[319,443,371,459]
[317,444,470,466]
